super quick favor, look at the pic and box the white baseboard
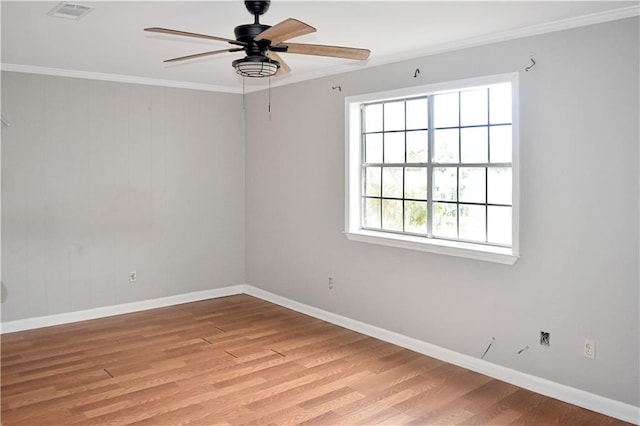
[1,284,637,424]
[0,285,246,334]
[243,285,640,425]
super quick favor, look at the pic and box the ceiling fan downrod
[244,1,270,24]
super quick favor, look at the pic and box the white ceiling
[2,1,638,93]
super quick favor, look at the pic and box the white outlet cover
[584,338,596,359]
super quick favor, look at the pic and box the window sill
[344,230,519,265]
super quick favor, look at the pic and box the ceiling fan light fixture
[233,56,279,78]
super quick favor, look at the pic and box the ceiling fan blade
[267,51,290,75]
[164,48,241,63]
[145,27,242,45]
[255,18,316,44]
[283,42,371,60]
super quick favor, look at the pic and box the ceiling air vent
[47,2,94,20]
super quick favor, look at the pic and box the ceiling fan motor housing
[234,24,270,46]
[234,23,273,56]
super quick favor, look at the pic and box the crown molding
[265,5,640,91]
[2,5,638,94]
[0,63,242,94]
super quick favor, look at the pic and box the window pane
[459,167,486,203]
[382,199,403,231]
[488,206,511,245]
[460,89,488,126]
[461,127,488,163]
[406,130,428,163]
[433,202,457,238]
[487,167,512,205]
[384,132,405,163]
[433,167,457,201]
[364,103,383,132]
[405,200,427,234]
[404,167,428,200]
[489,125,512,163]
[382,167,403,198]
[364,166,381,196]
[434,92,459,128]
[489,83,512,124]
[384,101,405,131]
[363,198,381,229]
[365,133,383,163]
[354,77,515,252]
[459,204,486,242]
[433,129,459,163]
[406,98,428,130]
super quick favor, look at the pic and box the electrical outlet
[328,277,334,290]
[129,271,137,283]
[584,339,596,359]
[540,331,550,346]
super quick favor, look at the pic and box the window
[345,74,519,264]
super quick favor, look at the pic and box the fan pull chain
[242,77,246,110]
[268,76,272,120]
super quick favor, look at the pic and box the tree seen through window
[361,83,513,247]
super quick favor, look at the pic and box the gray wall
[245,18,639,405]
[1,16,638,409]
[1,73,245,321]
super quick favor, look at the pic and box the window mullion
[380,103,385,227]
[360,105,366,230]
[456,91,461,240]
[485,88,490,243]
[427,95,434,238]
[402,100,407,233]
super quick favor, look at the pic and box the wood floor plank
[1,295,631,425]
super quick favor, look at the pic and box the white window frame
[345,73,520,265]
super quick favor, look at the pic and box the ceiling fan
[145,0,371,78]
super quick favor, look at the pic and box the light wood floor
[1,295,630,425]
